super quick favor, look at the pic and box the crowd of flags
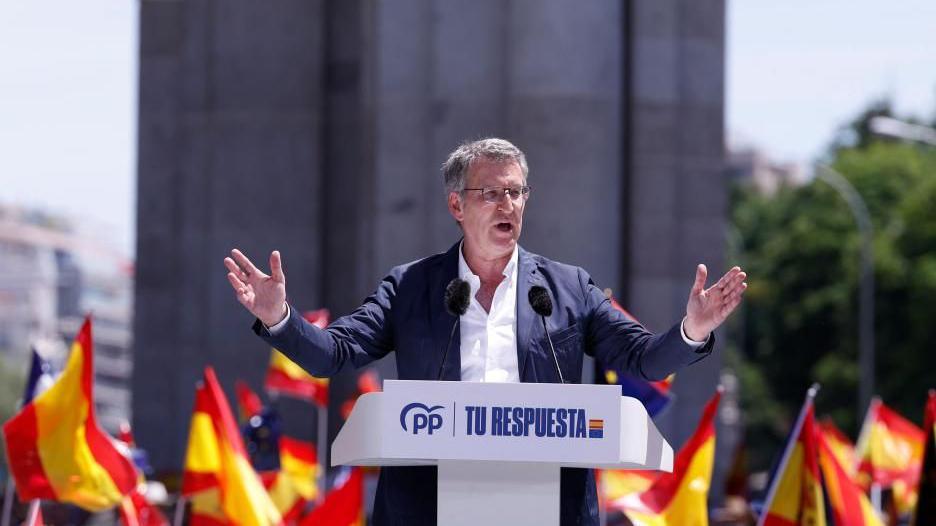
[593,296,936,525]
[595,384,936,526]
[1,313,374,526]
[2,305,935,525]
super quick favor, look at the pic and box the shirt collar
[458,242,519,287]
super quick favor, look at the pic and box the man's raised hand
[683,264,747,342]
[224,249,288,327]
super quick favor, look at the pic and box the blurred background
[1,1,935,524]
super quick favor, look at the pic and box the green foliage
[0,356,26,472]
[732,104,936,472]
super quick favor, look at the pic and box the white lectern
[332,380,672,526]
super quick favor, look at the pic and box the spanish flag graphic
[589,419,605,439]
[2,317,138,511]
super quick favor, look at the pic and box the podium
[332,380,672,525]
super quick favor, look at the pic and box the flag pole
[172,496,187,526]
[0,477,15,526]
[23,500,39,526]
[870,483,882,513]
[756,383,820,526]
[316,404,328,505]
[598,490,607,526]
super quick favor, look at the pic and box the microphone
[436,278,471,380]
[529,286,565,384]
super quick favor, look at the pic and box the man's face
[447,157,526,261]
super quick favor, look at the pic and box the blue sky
[1,2,934,258]
[728,1,936,158]
[0,3,137,254]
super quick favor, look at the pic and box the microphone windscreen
[528,286,553,317]
[444,278,472,316]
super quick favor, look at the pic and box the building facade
[0,206,133,432]
[136,0,731,498]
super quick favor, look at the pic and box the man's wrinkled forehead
[466,157,526,184]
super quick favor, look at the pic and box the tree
[731,100,936,472]
[0,357,26,475]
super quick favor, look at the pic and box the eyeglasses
[462,185,531,204]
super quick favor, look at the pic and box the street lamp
[869,116,936,147]
[815,165,874,419]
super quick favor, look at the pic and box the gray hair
[441,137,529,194]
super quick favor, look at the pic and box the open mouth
[495,222,513,233]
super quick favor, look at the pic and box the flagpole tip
[807,383,821,399]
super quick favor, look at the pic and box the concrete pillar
[626,0,729,500]
[135,0,327,471]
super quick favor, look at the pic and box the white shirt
[458,244,521,383]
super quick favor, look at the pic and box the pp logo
[400,402,444,435]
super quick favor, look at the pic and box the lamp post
[815,164,874,418]
[869,116,936,147]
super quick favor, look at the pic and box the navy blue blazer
[254,242,714,525]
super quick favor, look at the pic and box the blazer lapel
[516,247,545,382]
[428,241,462,381]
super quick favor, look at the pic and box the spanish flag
[262,437,318,524]
[341,370,382,420]
[757,385,825,526]
[912,390,936,526]
[818,430,883,526]
[856,398,924,514]
[264,309,330,407]
[598,469,658,507]
[2,317,138,511]
[235,381,265,423]
[189,488,229,526]
[118,486,170,526]
[299,467,364,526]
[181,367,282,526]
[819,418,858,480]
[611,389,721,525]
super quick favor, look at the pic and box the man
[224,138,746,525]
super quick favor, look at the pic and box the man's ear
[447,192,464,222]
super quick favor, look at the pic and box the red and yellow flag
[299,468,364,526]
[610,389,721,525]
[181,367,282,526]
[599,469,658,505]
[265,310,330,407]
[912,390,936,526]
[818,430,883,526]
[190,488,229,526]
[340,370,382,421]
[856,398,924,514]
[819,418,858,480]
[2,317,137,511]
[118,487,170,526]
[236,381,265,423]
[758,388,825,526]
[262,437,318,525]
